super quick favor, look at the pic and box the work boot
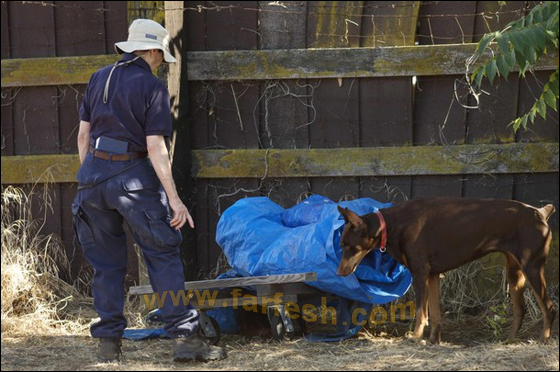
[97,338,122,363]
[173,334,227,362]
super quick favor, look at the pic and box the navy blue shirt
[80,53,172,152]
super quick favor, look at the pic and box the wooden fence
[1,1,558,290]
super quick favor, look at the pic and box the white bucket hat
[114,19,177,63]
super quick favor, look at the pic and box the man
[73,19,226,363]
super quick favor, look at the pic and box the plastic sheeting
[216,195,411,305]
[124,196,411,342]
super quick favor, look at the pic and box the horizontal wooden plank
[129,272,318,296]
[193,143,559,178]
[2,44,558,87]
[1,153,80,184]
[2,143,558,184]
[186,44,558,81]
[1,55,118,87]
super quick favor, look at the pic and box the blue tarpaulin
[124,195,412,341]
[216,195,411,305]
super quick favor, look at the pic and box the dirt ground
[2,316,558,371]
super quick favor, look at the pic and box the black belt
[89,146,147,161]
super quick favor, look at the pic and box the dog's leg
[520,232,556,342]
[523,260,556,342]
[505,253,526,341]
[427,274,441,344]
[411,272,430,339]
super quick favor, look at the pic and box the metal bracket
[198,312,217,338]
[268,304,294,333]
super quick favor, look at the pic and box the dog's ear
[338,206,350,223]
[338,206,366,230]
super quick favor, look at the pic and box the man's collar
[119,53,152,73]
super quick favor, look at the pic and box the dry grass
[1,186,559,370]
[2,321,559,371]
[1,186,92,337]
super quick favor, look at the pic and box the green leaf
[532,4,543,24]
[541,1,552,20]
[486,60,498,84]
[519,29,536,63]
[527,11,536,26]
[471,66,484,83]
[496,33,510,54]
[471,2,558,133]
[510,28,532,62]
[528,106,536,124]
[509,17,524,30]
[512,116,528,132]
[534,25,548,51]
[526,49,537,65]
[546,16,559,37]
[505,49,517,70]
[475,33,494,58]
[536,98,547,119]
[514,40,527,69]
[496,55,511,80]
[475,66,485,88]
[521,115,528,130]
[509,30,525,54]
[524,26,542,54]
[548,34,558,48]
[518,58,530,77]
[470,67,478,83]
[549,71,559,96]
[543,88,557,111]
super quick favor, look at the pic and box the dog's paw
[504,338,522,345]
[428,337,441,345]
[402,333,427,346]
[538,336,553,345]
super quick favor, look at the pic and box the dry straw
[1,185,90,336]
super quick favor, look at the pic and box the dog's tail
[538,204,556,222]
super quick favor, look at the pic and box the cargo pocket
[72,204,95,248]
[122,175,159,192]
[121,163,160,192]
[145,207,182,248]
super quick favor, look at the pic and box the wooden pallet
[129,272,317,297]
[128,272,319,341]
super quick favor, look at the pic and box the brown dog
[337,197,556,344]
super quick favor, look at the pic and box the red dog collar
[375,211,387,253]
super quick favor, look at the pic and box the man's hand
[146,135,195,230]
[169,196,195,230]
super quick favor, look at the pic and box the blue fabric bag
[216,195,411,305]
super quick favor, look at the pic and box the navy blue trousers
[72,153,198,339]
